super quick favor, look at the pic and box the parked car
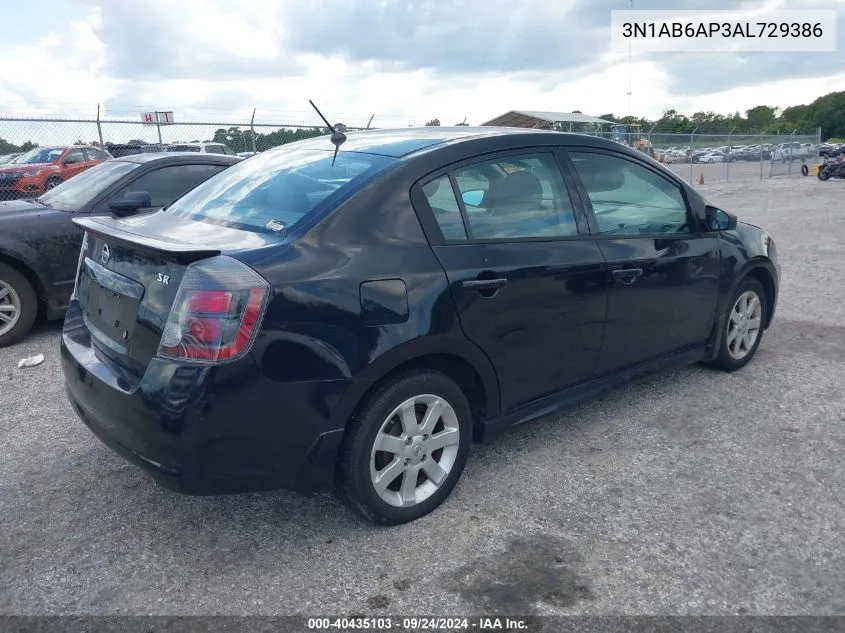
[166,142,237,155]
[105,143,165,158]
[0,152,22,165]
[0,145,111,200]
[0,153,242,346]
[700,150,726,163]
[237,151,258,158]
[728,146,753,162]
[61,127,779,525]
[772,142,804,162]
[749,145,772,161]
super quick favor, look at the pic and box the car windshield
[166,147,396,232]
[13,147,64,164]
[38,160,138,211]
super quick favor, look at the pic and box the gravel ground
[1,175,844,616]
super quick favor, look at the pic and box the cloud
[81,0,303,80]
[1,0,844,133]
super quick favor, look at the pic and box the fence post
[726,126,735,181]
[96,104,104,149]
[250,108,257,153]
[760,131,764,180]
[689,127,698,184]
[788,129,796,176]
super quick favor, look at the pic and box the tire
[708,278,767,372]
[818,169,830,181]
[0,262,38,348]
[801,164,809,177]
[337,370,473,525]
[44,176,62,190]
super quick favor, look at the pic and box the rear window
[167,145,202,152]
[166,147,396,233]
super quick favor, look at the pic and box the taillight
[158,256,270,363]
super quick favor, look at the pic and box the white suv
[166,142,237,156]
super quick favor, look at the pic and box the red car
[0,145,112,200]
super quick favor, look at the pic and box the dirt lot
[1,175,844,616]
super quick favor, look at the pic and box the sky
[0,0,843,135]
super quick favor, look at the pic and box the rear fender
[327,333,501,432]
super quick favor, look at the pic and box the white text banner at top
[610,9,838,53]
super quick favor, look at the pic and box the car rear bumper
[61,303,351,495]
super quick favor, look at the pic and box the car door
[564,149,721,375]
[89,163,229,217]
[60,148,88,180]
[413,149,608,412]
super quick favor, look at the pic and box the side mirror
[461,189,485,207]
[705,205,738,231]
[109,191,152,216]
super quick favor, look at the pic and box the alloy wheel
[369,394,461,508]
[726,290,762,360]
[0,280,21,336]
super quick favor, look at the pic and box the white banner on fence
[141,111,175,126]
[611,9,837,53]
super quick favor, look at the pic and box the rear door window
[453,153,579,240]
[421,176,468,241]
[166,148,396,232]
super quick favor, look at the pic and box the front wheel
[708,278,767,372]
[337,370,472,525]
[44,176,62,191]
[818,169,830,181]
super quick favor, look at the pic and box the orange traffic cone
[699,173,704,185]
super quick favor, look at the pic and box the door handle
[611,268,643,284]
[461,278,509,292]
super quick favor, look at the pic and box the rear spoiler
[73,216,221,260]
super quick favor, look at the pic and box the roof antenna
[309,99,346,166]
[366,114,374,129]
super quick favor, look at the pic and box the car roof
[111,152,242,165]
[283,126,630,159]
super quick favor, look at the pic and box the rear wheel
[0,263,38,348]
[708,278,767,372]
[337,370,472,525]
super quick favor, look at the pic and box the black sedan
[61,127,779,524]
[0,153,241,346]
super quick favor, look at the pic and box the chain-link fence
[0,114,377,160]
[0,113,824,186]
[583,129,823,184]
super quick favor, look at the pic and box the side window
[205,145,227,155]
[569,151,690,235]
[421,176,468,241]
[84,148,108,161]
[119,164,227,207]
[63,149,86,164]
[452,153,578,240]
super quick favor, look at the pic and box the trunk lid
[72,214,272,381]
[73,216,222,378]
